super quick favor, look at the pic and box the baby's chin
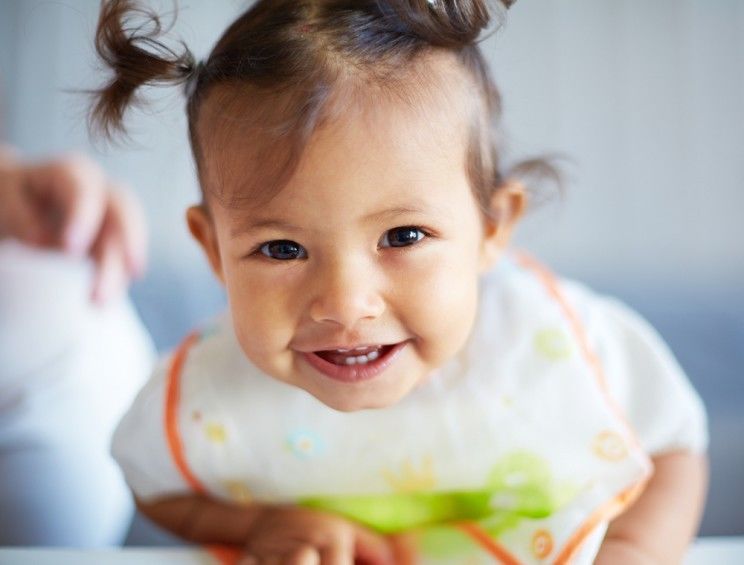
[290,373,417,412]
[307,386,409,413]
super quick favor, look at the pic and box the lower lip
[301,342,407,383]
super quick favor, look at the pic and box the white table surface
[684,537,744,564]
[0,537,742,564]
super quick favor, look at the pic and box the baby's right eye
[259,240,307,260]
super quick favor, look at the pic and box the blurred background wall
[1,0,742,538]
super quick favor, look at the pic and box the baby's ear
[187,205,225,284]
[479,180,526,272]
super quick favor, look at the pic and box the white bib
[163,255,651,564]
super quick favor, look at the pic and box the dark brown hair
[90,0,548,213]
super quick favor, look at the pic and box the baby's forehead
[196,52,479,208]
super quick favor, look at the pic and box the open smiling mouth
[302,343,406,383]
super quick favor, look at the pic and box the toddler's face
[189,81,521,411]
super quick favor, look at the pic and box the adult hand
[0,146,147,303]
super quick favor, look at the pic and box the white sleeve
[562,281,708,456]
[111,353,191,501]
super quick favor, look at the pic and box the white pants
[0,242,154,546]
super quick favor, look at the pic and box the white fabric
[0,241,155,545]
[112,255,706,562]
[560,280,708,455]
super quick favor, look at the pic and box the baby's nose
[308,260,385,327]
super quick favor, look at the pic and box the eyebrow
[230,204,433,238]
[363,205,429,223]
[230,219,299,238]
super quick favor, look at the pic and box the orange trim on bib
[164,332,207,494]
[514,252,647,455]
[554,480,648,564]
[458,523,522,564]
[514,252,653,564]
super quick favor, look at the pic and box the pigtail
[89,0,197,139]
[377,0,514,49]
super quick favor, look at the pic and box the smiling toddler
[94,1,708,563]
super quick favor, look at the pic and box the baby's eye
[259,240,307,260]
[379,226,427,248]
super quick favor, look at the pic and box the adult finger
[1,152,57,245]
[352,526,395,565]
[89,202,129,304]
[26,154,107,255]
[107,184,148,278]
[0,176,44,244]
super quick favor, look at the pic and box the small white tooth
[355,354,369,364]
[344,356,357,365]
[367,350,379,361]
[337,348,350,353]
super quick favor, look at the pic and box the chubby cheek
[394,249,480,368]
[222,265,299,376]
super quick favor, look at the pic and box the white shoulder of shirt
[555,277,708,456]
[111,349,190,502]
[111,313,240,502]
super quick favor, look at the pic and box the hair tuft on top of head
[376,0,512,49]
[89,0,197,140]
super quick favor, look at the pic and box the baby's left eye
[379,226,427,248]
